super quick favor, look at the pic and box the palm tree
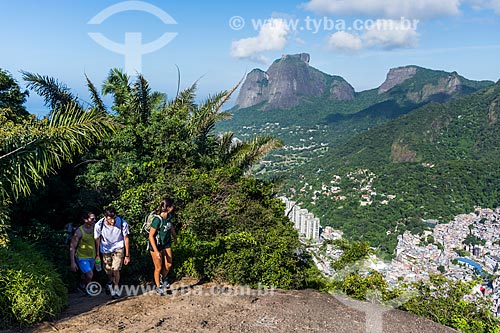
[0,74,116,247]
[21,71,76,113]
[97,69,281,173]
[102,69,166,125]
[224,134,283,173]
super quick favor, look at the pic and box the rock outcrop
[235,53,355,110]
[405,72,463,103]
[378,66,418,94]
[377,66,491,104]
[32,281,459,333]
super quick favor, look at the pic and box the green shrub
[0,239,67,328]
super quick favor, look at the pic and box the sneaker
[156,286,165,296]
[163,277,170,289]
[105,282,113,295]
[76,284,87,295]
[159,275,163,287]
[112,289,121,299]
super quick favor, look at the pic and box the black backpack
[96,216,127,238]
[63,223,77,246]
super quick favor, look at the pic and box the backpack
[143,212,165,251]
[142,212,161,239]
[96,216,127,238]
[64,223,77,246]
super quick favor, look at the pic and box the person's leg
[77,258,94,288]
[110,248,124,297]
[162,248,173,281]
[112,270,120,286]
[82,259,94,285]
[150,250,163,288]
[102,252,114,294]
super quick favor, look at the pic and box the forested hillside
[0,68,324,328]
[288,81,500,256]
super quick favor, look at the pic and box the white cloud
[230,18,289,63]
[487,0,500,13]
[303,0,460,19]
[328,19,419,53]
[363,19,420,49]
[463,0,500,13]
[328,31,363,52]
[295,37,307,45]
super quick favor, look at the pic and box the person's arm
[69,228,82,272]
[94,221,101,262]
[149,226,161,259]
[123,234,130,265]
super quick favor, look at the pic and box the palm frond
[167,84,197,117]
[85,74,106,113]
[129,74,151,123]
[188,84,237,141]
[0,103,116,201]
[230,135,283,172]
[22,71,77,111]
[102,68,131,108]
[216,132,236,163]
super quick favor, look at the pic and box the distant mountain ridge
[234,53,493,112]
[378,65,493,104]
[220,54,499,257]
[331,80,500,166]
[287,80,500,255]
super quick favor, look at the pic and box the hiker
[69,211,97,294]
[149,197,177,295]
[94,206,130,299]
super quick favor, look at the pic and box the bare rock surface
[378,66,417,94]
[23,279,457,333]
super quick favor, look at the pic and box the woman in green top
[149,197,177,295]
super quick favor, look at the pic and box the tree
[400,275,499,332]
[0,69,29,121]
[0,73,116,246]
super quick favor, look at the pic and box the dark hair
[155,197,174,214]
[80,211,93,222]
[104,206,117,218]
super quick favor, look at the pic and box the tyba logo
[88,1,178,74]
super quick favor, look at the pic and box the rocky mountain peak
[235,53,354,110]
[378,66,418,94]
[279,53,310,64]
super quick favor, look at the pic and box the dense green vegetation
[1,66,498,331]
[400,275,499,333]
[0,68,324,327]
[221,66,499,257]
[288,81,500,255]
[324,239,499,332]
[0,239,67,327]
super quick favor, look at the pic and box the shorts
[102,248,125,272]
[148,242,171,251]
[77,258,95,274]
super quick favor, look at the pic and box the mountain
[234,55,493,116]
[378,65,493,104]
[235,53,355,110]
[225,58,494,138]
[288,81,500,255]
[330,80,500,166]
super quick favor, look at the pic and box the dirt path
[25,279,457,333]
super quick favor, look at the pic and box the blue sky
[1,0,500,116]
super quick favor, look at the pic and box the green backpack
[142,212,161,240]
